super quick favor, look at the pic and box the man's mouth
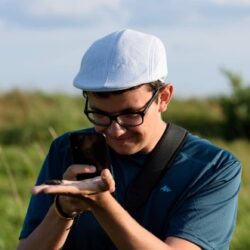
[108,135,131,144]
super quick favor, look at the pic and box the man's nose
[107,120,127,137]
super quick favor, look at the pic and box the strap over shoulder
[124,123,188,212]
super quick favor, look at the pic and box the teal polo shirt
[19,128,241,250]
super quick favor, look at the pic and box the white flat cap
[73,29,168,92]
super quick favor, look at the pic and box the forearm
[91,194,171,250]
[17,205,73,250]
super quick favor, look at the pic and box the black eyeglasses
[83,87,161,128]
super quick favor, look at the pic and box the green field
[0,91,249,250]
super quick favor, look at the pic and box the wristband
[54,195,76,220]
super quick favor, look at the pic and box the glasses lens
[117,114,143,127]
[87,112,111,126]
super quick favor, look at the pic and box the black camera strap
[124,123,187,212]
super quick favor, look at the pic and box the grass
[210,139,250,250]
[0,90,249,250]
[0,145,38,250]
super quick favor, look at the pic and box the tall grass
[0,90,249,250]
[0,144,41,250]
[210,139,250,250]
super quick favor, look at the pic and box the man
[17,29,241,250]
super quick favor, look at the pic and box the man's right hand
[32,164,115,216]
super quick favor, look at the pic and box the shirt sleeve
[19,135,71,239]
[165,154,241,250]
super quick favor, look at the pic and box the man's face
[86,85,169,155]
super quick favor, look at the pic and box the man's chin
[109,143,140,155]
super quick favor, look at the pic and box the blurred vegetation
[1,70,249,146]
[0,69,249,249]
[166,69,250,140]
[0,91,91,145]
[219,69,250,140]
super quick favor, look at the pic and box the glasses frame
[84,87,162,128]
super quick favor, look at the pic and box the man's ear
[158,84,174,112]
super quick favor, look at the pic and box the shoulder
[179,133,241,181]
[50,127,96,152]
[182,133,240,165]
[36,127,96,180]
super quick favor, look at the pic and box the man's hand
[32,164,115,214]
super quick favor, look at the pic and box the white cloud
[1,0,249,97]
[212,0,250,6]
[26,0,121,17]
[0,0,129,29]
[0,19,5,30]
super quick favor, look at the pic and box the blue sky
[0,0,249,97]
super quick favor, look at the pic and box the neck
[145,121,167,153]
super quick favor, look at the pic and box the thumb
[101,169,115,193]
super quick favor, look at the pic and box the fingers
[63,164,96,180]
[101,169,115,193]
[32,177,107,196]
[59,195,91,213]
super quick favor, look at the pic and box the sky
[0,0,249,98]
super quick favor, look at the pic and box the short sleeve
[165,156,241,250]
[19,135,71,239]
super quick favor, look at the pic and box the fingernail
[93,176,102,182]
[89,165,96,171]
